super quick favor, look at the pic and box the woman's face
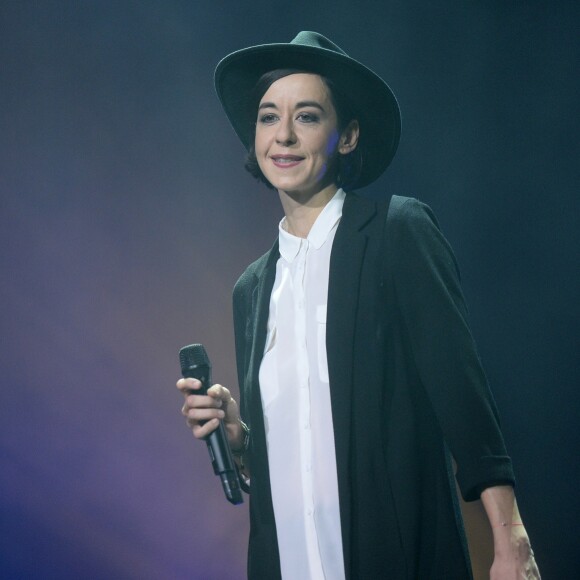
[254,73,352,199]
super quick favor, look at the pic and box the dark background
[1,1,578,578]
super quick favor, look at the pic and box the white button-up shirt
[259,189,346,580]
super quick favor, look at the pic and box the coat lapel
[246,242,279,463]
[326,193,377,577]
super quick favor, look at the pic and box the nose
[275,117,296,146]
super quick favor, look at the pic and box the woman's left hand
[479,485,541,579]
[489,525,540,579]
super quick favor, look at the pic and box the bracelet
[231,420,250,457]
[493,522,524,528]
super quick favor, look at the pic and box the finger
[181,402,219,417]
[176,378,202,393]
[186,407,225,424]
[182,394,222,419]
[185,393,223,409]
[192,418,220,439]
[207,384,232,402]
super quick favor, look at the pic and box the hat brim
[215,42,401,189]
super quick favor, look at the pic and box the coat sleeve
[386,196,515,501]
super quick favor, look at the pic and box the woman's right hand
[177,378,244,450]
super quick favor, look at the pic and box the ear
[338,120,360,154]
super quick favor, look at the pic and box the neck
[278,183,338,238]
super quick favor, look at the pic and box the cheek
[254,126,270,153]
[324,131,340,156]
[254,133,264,156]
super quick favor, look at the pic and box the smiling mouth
[271,155,304,167]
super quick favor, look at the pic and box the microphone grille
[179,343,209,372]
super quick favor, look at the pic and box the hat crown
[290,31,348,57]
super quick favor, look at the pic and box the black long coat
[232,193,515,579]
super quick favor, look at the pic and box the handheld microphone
[179,343,243,505]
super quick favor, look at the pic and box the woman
[178,31,540,579]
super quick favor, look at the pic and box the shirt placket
[293,240,324,578]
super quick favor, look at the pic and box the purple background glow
[1,2,578,578]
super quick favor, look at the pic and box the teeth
[275,157,299,163]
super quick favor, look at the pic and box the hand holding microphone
[178,344,244,505]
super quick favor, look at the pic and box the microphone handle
[181,357,243,505]
[206,419,243,505]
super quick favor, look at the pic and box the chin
[268,177,307,193]
[275,181,313,194]
[262,168,334,197]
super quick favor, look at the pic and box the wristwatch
[232,419,250,457]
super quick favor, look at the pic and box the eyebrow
[258,100,326,112]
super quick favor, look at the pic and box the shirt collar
[278,189,346,262]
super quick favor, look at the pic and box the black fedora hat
[214,31,401,189]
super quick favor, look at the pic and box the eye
[258,113,278,124]
[297,112,319,123]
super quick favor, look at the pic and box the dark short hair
[244,69,363,190]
